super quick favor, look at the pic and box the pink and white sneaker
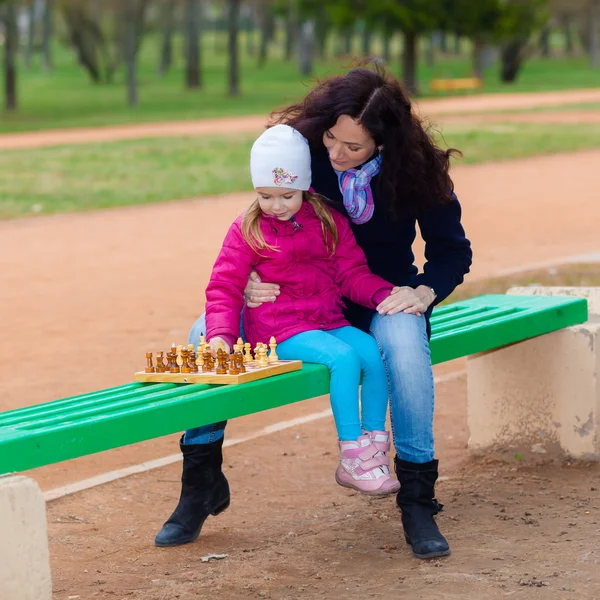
[335,434,400,497]
[366,430,394,476]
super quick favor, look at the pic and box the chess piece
[188,349,198,373]
[257,345,269,367]
[243,342,253,363]
[216,349,228,374]
[168,350,180,373]
[145,352,155,373]
[268,336,279,363]
[228,353,240,375]
[195,347,204,369]
[181,348,191,373]
[176,345,184,367]
[235,349,246,373]
[202,349,213,372]
[156,351,166,373]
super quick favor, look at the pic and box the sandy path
[2,147,600,597]
[2,88,600,150]
[2,147,600,494]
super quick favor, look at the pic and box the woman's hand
[244,271,280,308]
[376,285,436,318]
[208,337,231,356]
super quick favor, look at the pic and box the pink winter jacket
[205,201,394,348]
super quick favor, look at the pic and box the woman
[155,62,472,559]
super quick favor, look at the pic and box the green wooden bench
[0,294,588,475]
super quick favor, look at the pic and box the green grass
[0,31,599,134]
[2,121,600,219]
[435,122,600,164]
[0,134,256,218]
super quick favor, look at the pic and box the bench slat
[0,294,587,474]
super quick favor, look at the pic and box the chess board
[134,360,302,385]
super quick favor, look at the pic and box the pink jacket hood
[205,201,393,348]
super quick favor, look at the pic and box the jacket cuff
[373,287,394,306]
[206,331,237,349]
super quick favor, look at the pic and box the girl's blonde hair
[241,192,339,254]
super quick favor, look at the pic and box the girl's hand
[209,337,231,356]
[376,285,436,317]
[244,271,280,308]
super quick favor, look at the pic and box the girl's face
[256,187,303,221]
[323,114,378,171]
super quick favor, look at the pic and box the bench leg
[467,286,600,460]
[0,475,52,599]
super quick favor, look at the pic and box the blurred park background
[0,0,599,220]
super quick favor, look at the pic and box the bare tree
[361,26,371,56]
[3,0,18,110]
[185,0,202,88]
[590,0,599,68]
[256,1,274,67]
[158,0,176,76]
[25,0,36,69]
[228,0,240,95]
[284,0,297,60]
[124,0,139,106]
[298,18,314,76]
[42,0,53,71]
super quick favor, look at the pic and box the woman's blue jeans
[183,311,435,463]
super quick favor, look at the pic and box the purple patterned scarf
[334,153,382,225]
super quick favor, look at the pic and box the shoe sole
[335,472,400,497]
[405,535,451,559]
[154,497,231,547]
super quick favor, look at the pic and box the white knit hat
[250,124,311,191]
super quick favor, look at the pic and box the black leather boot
[395,457,451,559]
[154,436,230,547]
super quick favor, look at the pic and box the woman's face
[323,114,377,171]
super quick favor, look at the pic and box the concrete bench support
[0,475,52,600]
[467,287,600,459]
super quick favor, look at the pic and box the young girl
[206,124,402,496]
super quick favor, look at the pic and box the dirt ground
[2,92,600,599]
[2,87,600,150]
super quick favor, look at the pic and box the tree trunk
[439,30,447,53]
[361,28,371,57]
[185,0,202,88]
[42,0,53,71]
[590,0,600,69]
[425,33,434,67]
[401,30,418,95]
[563,15,573,56]
[158,0,175,76]
[26,0,36,69]
[539,24,550,58]
[245,6,255,56]
[257,7,273,67]
[500,38,526,83]
[454,32,461,54]
[315,7,328,59]
[4,1,18,111]
[344,28,352,55]
[228,0,240,96]
[298,19,314,77]
[472,36,485,78]
[284,0,297,61]
[124,0,138,107]
[382,29,392,62]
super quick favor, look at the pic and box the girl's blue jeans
[183,311,435,463]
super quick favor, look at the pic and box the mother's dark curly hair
[271,61,460,217]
